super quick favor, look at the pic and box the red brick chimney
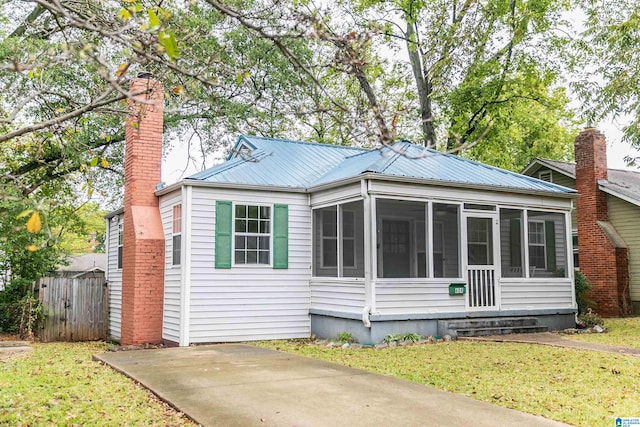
[121,75,165,344]
[575,128,630,316]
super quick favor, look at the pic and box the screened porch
[310,196,572,314]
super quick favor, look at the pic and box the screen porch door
[465,214,500,310]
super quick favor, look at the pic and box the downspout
[104,218,110,282]
[179,185,192,346]
[361,179,372,327]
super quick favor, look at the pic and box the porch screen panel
[500,209,524,277]
[433,203,460,278]
[528,211,567,277]
[313,206,338,277]
[341,201,364,278]
[376,199,427,278]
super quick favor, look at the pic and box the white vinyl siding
[160,190,183,343]
[310,279,366,313]
[500,279,574,310]
[608,196,640,303]
[187,187,310,343]
[375,280,467,314]
[106,213,123,341]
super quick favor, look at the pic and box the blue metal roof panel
[188,136,575,194]
[188,135,367,187]
[312,141,575,193]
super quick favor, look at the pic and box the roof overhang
[155,178,307,196]
[599,184,640,208]
[309,173,579,199]
[157,172,578,200]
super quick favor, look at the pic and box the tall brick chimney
[121,75,165,344]
[575,128,630,316]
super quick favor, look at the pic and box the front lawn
[0,342,195,426]
[257,339,640,427]
[568,317,640,348]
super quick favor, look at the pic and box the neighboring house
[106,76,579,346]
[522,129,638,316]
[53,253,106,279]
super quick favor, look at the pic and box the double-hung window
[528,220,546,269]
[117,220,123,269]
[234,204,271,265]
[172,204,182,266]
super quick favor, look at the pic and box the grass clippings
[0,341,196,426]
[256,339,640,427]
[567,317,640,348]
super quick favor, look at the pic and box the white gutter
[104,218,110,282]
[309,173,579,199]
[156,179,307,196]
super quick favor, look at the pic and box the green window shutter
[510,218,522,267]
[215,200,232,268]
[545,220,556,271]
[273,204,289,269]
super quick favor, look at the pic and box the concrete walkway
[460,332,640,357]
[0,340,32,361]
[96,344,568,427]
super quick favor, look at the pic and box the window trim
[172,204,182,266]
[528,219,547,270]
[320,208,338,268]
[232,203,273,267]
[341,209,357,269]
[117,220,123,270]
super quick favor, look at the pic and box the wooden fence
[37,277,108,342]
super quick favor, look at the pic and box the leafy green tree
[573,0,640,161]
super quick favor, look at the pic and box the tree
[1,0,582,215]
[320,0,579,169]
[573,0,640,161]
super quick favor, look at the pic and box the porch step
[454,325,548,337]
[438,317,548,338]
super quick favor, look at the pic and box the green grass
[567,317,640,348]
[0,342,195,426]
[256,340,640,427]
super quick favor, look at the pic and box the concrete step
[455,325,548,337]
[444,317,539,329]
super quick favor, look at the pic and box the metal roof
[187,135,366,188]
[187,136,576,195]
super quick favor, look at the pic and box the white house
[106,76,578,346]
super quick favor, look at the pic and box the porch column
[361,179,375,315]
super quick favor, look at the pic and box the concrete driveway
[95,344,569,427]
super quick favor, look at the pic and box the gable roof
[184,136,576,196]
[522,158,640,207]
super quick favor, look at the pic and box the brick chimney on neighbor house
[121,75,165,344]
[574,128,630,317]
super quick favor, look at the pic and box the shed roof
[186,136,576,195]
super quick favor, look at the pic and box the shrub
[574,271,594,314]
[577,308,604,328]
[336,331,355,343]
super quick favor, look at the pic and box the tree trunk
[406,21,436,148]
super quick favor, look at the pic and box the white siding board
[375,281,466,313]
[159,190,182,343]
[500,280,573,309]
[186,186,311,343]
[106,213,123,341]
[310,280,366,313]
